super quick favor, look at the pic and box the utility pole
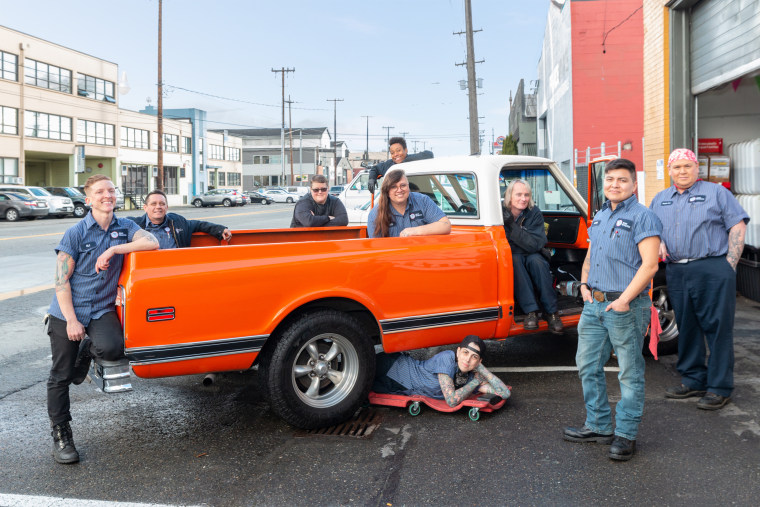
[272,67,295,185]
[327,98,343,185]
[286,96,295,185]
[455,0,484,155]
[412,140,419,153]
[157,0,164,191]
[382,126,394,158]
[361,115,372,162]
[399,131,409,141]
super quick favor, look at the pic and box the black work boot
[524,312,539,330]
[52,422,80,464]
[72,338,92,385]
[547,313,564,334]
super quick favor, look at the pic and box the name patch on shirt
[688,195,706,203]
[409,210,424,220]
[592,219,601,227]
[614,218,633,231]
[110,228,128,239]
[660,201,673,206]
[82,241,96,250]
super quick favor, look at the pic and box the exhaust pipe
[202,373,217,387]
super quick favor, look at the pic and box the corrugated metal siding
[691,0,760,94]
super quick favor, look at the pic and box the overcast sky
[1,0,549,156]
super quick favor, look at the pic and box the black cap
[459,335,486,362]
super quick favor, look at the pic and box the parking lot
[1,206,759,506]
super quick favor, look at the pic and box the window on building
[163,166,179,195]
[254,155,261,164]
[226,147,241,161]
[262,155,269,164]
[25,111,72,140]
[209,144,224,160]
[76,73,115,102]
[163,133,179,152]
[1,106,18,135]
[121,126,149,149]
[1,51,17,81]
[270,155,281,164]
[182,136,191,154]
[24,59,71,93]
[218,172,226,186]
[1,158,19,184]
[77,120,115,145]
[227,172,241,186]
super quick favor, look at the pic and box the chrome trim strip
[125,335,268,364]
[128,347,264,366]
[379,307,500,334]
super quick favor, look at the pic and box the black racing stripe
[380,308,500,333]
[126,336,268,364]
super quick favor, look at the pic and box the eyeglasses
[312,188,328,193]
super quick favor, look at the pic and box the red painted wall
[572,0,644,170]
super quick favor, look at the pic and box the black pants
[46,312,125,426]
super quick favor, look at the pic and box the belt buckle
[593,290,606,303]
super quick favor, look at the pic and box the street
[1,209,759,506]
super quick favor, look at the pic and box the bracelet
[579,283,590,290]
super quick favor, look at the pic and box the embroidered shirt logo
[614,218,633,230]
[688,195,706,203]
[110,231,119,239]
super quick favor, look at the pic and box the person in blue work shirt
[46,174,159,464]
[129,189,232,248]
[563,158,662,462]
[503,179,563,333]
[651,148,748,410]
[366,136,433,194]
[366,169,451,238]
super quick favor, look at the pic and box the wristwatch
[579,283,590,290]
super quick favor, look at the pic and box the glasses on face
[312,187,328,193]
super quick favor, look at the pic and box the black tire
[223,199,231,207]
[286,197,294,203]
[259,310,375,429]
[192,199,203,208]
[648,284,678,356]
[5,208,19,221]
[73,204,87,218]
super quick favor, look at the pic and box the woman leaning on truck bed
[366,169,451,238]
[372,335,511,407]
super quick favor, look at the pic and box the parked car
[222,189,248,206]
[261,189,300,203]
[329,185,345,196]
[0,192,49,221]
[245,191,273,205]
[191,189,243,207]
[286,186,310,197]
[45,186,89,218]
[0,185,73,217]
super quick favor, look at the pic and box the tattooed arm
[726,221,747,271]
[96,229,159,273]
[438,373,480,407]
[55,251,86,341]
[473,364,511,399]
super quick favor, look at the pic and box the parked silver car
[0,185,73,217]
[0,192,49,221]
[261,189,300,203]
[191,189,243,207]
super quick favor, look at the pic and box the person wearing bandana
[128,189,232,249]
[372,335,510,407]
[650,148,749,410]
[366,168,451,238]
[46,174,158,464]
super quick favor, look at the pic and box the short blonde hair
[503,179,535,212]
[84,174,112,195]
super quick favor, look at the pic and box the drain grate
[296,406,383,438]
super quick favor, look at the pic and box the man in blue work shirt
[366,169,450,238]
[651,148,748,410]
[563,158,662,461]
[129,189,232,249]
[46,174,158,464]
[366,137,433,194]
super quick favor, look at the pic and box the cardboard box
[708,155,731,183]
[698,156,709,180]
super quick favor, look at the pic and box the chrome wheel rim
[291,333,359,408]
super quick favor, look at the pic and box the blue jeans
[576,295,651,441]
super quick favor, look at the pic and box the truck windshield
[407,172,478,217]
[500,168,580,214]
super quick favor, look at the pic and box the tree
[501,134,518,155]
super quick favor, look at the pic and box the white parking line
[0,494,204,507]
[488,366,620,373]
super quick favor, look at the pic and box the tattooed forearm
[581,250,591,282]
[474,365,511,399]
[55,252,73,292]
[726,222,746,270]
[439,373,479,407]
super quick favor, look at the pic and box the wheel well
[255,297,381,365]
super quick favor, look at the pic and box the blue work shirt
[649,180,749,262]
[144,216,178,249]
[48,214,142,326]
[366,192,446,238]
[386,350,471,399]
[587,194,662,294]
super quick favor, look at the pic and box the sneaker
[547,313,564,334]
[524,312,539,330]
[664,383,706,399]
[697,392,731,410]
[72,338,92,385]
[52,422,79,464]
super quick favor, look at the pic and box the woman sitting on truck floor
[366,168,451,238]
[372,335,511,407]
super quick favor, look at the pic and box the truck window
[500,168,580,214]
[407,172,478,217]
[349,173,369,191]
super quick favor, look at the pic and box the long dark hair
[373,169,406,238]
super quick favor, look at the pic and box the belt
[672,257,703,264]
[591,289,623,302]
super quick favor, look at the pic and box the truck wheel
[192,199,203,208]
[260,310,375,429]
[649,285,678,356]
[73,204,87,218]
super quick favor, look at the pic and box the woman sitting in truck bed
[372,335,511,407]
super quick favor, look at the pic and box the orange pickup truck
[115,155,674,429]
